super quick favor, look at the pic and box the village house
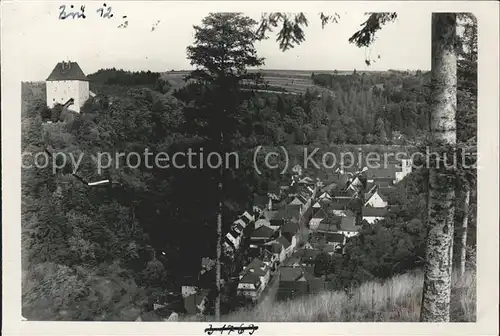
[365,159,412,185]
[271,204,301,227]
[311,231,346,249]
[362,207,388,224]
[364,187,389,208]
[292,248,321,266]
[309,207,327,231]
[239,258,271,288]
[249,225,277,247]
[237,273,263,302]
[337,215,361,237]
[223,229,241,251]
[46,61,93,113]
[277,267,325,301]
[280,219,300,251]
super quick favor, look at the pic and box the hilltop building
[46,61,92,113]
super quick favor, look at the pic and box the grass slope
[182,269,475,322]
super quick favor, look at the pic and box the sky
[2,1,432,81]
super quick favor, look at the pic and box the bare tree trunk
[215,182,222,322]
[420,13,457,322]
[459,181,470,277]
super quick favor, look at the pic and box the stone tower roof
[46,61,89,81]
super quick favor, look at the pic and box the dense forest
[21,13,477,321]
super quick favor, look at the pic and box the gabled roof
[362,207,388,217]
[46,61,89,81]
[251,225,275,239]
[282,220,300,235]
[312,208,327,219]
[239,273,261,287]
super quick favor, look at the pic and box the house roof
[339,216,359,232]
[294,248,321,261]
[274,205,300,221]
[239,273,261,287]
[371,178,395,187]
[280,267,304,282]
[282,220,300,235]
[228,230,240,239]
[247,258,266,270]
[46,61,89,81]
[362,207,388,217]
[240,211,254,223]
[323,213,342,226]
[276,235,291,249]
[312,208,327,219]
[323,198,351,211]
[251,225,275,239]
[317,222,338,233]
[262,210,278,221]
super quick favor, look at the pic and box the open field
[161,69,366,94]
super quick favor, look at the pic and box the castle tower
[46,61,90,113]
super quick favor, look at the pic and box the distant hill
[161,69,357,95]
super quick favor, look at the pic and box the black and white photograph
[1,1,498,335]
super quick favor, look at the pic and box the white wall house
[364,191,388,208]
[46,61,90,113]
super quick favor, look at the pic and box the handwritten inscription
[204,324,258,335]
[58,3,127,27]
[96,3,114,18]
[59,5,86,20]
